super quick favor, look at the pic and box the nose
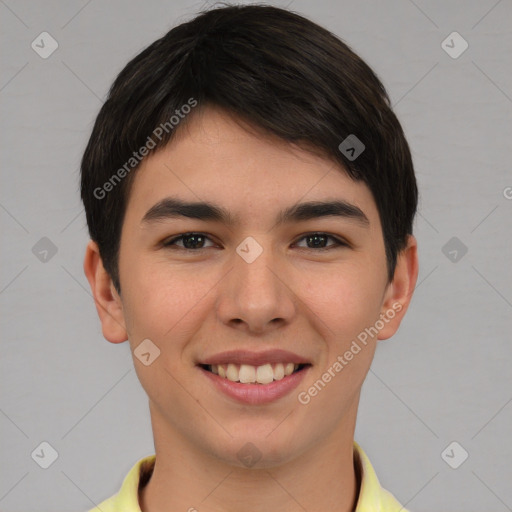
[215,239,296,335]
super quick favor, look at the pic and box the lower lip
[199,365,310,405]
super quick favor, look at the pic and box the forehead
[123,106,380,231]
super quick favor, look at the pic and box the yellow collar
[91,441,408,512]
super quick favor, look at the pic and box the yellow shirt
[87,441,409,512]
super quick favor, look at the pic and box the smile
[198,362,311,405]
[201,362,308,384]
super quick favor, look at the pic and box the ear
[377,234,419,340]
[83,239,128,344]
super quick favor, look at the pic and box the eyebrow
[141,196,370,228]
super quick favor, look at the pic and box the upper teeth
[210,363,299,384]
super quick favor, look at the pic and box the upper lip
[198,349,311,367]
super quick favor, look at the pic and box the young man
[82,4,419,511]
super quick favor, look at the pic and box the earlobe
[83,240,128,344]
[377,234,419,340]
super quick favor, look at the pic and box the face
[85,105,417,468]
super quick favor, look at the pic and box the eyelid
[293,232,349,249]
[162,231,350,250]
[162,232,218,249]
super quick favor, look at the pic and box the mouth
[199,362,310,384]
[197,359,312,405]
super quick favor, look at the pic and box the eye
[162,232,348,251]
[162,232,216,250]
[293,232,348,251]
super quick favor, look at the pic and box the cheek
[123,258,199,331]
[300,265,384,342]
[121,266,195,408]
[122,260,219,377]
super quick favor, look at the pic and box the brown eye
[163,232,215,250]
[162,232,349,252]
[294,233,348,250]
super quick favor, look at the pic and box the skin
[84,105,418,512]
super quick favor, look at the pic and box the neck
[140,403,360,512]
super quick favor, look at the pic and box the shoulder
[85,494,119,512]
[353,441,410,512]
[83,455,156,512]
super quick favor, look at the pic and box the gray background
[1,0,511,510]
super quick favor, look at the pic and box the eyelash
[162,232,349,252]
